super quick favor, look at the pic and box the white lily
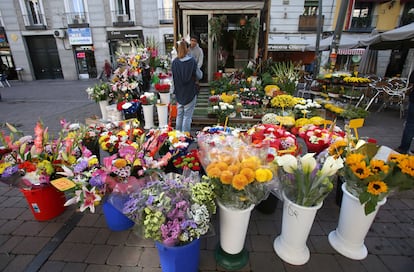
[276,154,298,174]
[320,156,344,177]
[300,153,317,174]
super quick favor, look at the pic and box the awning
[337,48,365,55]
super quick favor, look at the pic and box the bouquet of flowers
[275,152,344,206]
[297,124,345,154]
[154,83,171,93]
[172,149,202,172]
[341,142,414,215]
[122,171,216,246]
[197,130,277,209]
[98,126,145,154]
[140,92,157,105]
[85,82,113,103]
[212,102,235,123]
[239,87,263,109]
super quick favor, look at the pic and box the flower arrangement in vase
[85,82,114,103]
[140,92,157,105]
[154,83,171,93]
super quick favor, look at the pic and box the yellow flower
[232,174,249,190]
[0,162,12,174]
[255,168,273,182]
[220,170,234,185]
[240,168,255,183]
[350,161,371,179]
[114,159,127,168]
[367,181,388,195]
[88,157,99,167]
[346,153,366,165]
[370,159,389,175]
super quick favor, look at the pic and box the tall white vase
[98,100,109,121]
[218,201,254,254]
[156,103,169,128]
[328,183,386,260]
[273,191,323,265]
[142,104,154,129]
[159,92,171,105]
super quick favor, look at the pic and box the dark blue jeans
[399,101,414,153]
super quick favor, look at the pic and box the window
[158,0,173,23]
[350,1,373,30]
[117,0,130,16]
[304,0,318,16]
[110,0,135,23]
[401,2,414,26]
[65,0,88,24]
[24,0,44,25]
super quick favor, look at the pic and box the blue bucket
[102,194,134,231]
[155,239,200,272]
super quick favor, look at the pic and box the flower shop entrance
[176,1,265,82]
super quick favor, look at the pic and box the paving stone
[250,251,284,271]
[199,249,216,271]
[12,236,50,254]
[2,254,34,272]
[65,226,99,243]
[380,255,414,272]
[78,212,100,227]
[334,253,371,271]
[141,268,161,272]
[0,207,26,219]
[62,262,88,271]
[107,245,142,266]
[255,219,279,235]
[250,234,274,252]
[365,237,400,255]
[398,222,414,237]
[85,244,113,264]
[369,222,406,238]
[386,237,414,256]
[360,254,390,272]
[309,221,325,236]
[0,235,24,254]
[49,242,74,261]
[0,252,14,271]
[120,266,144,272]
[92,227,111,244]
[38,222,65,237]
[375,209,400,223]
[0,196,22,207]
[107,230,131,245]
[385,198,409,209]
[305,253,342,272]
[12,220,48,236]
[138,246,159,268]
[39,260,66,271]
[309,235,337,254]
[400,198,414,209]
[63,243,93,262]
[125,232,153,247]
[317,207,340,222]
[85,264,121,271]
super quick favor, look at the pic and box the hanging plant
[209,15,227,43]
[235,17,260,49]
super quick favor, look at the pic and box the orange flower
[220,170,234,185]
[346,153,366,166]
[228,163,240,175]
[207,166,221,178]
[240,168,255,183]
[367,181,388,195]
[114,159,127,168]
[232,174,249,190]
[370,159,389,174]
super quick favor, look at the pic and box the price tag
[51,177,76,191]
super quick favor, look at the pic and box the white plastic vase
[273,191,323,265]
[328,183,386,260]
[142,104,154,129]
[159,92,171,104]
[217,201,254,254]
[156,103,169,128]
[98,100,109,121]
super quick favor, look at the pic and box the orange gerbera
[346,153,366,166]
[113,158,127,168]
[240,168,255,183]
[350,161,371,179]
[369,159,389,174]
[220,170,234,185]
[207,166,221,178]
[367,180,388,195]
[232,174,249,190]
[228,163,241,175]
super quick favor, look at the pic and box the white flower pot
[159,92,171,104]
[142,104,154,129]
[273,191,323,265]
[218,201,254,255]
[156,103,169,128]
[98,100,109,121]
[328,183,387,260]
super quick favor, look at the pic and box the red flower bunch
[298,124,345,154]
[158,72,172,79]
[154,83,171,93]
[173,149,202,171]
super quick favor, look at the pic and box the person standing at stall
[172,39,203,134]
[103,59,112,81]
[189,35,204,69]
[396,70,414,154]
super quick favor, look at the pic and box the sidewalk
[0,79,413,271]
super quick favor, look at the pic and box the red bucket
[20,186,66,221]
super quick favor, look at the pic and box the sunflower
[369,159,389,175]
[350,161,371,179]
[367,180,388,195]
[346,153,366,166]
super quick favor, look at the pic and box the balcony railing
[159,8,173,24]
[112,11,134,27]
[298,15,324,32]
[348,15,377,33]
[66,12,89,27]
[23,14,46,30]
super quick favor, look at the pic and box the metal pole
[329,0,350,69]
[313,0,323,78]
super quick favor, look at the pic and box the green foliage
[340,106,369,120]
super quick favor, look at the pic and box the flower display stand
[142,104,155,129]
[273,191,322,265]
[328,183,386,260]
[98,100,109,121]
[102,194,134,231]
[156,103,169,128]
[159,92,171,105]
[215,201,254,270]
[156,239,200,272]
[20,186,66,221]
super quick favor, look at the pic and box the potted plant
[209,15,227,43]
[273,152,344,265]
[122,172,216,272]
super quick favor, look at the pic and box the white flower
[300,153,317,174]
[320,156,344,177]
[276,154,298,174]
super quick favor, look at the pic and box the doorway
[74,46,97,79]
[26,35,63,79]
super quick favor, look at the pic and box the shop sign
[268,44,306,51]
[68,28,93,45]
[107,30,144,42]
[76,52,86,58]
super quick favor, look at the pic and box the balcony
[159,8,173,24]
[348,16,376,33]
[66,12,89,28]
[23,14,46,30]
[298,15,323,32]
[112,12,134,27]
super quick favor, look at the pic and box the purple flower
[74,159,88,174]
[1,165,19,178]
[89,175,105,188]
[161,219,181,246]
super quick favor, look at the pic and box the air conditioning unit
[53,29,66,39]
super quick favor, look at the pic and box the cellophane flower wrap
[275,152,344,207]
[122,170,216,246]
[340,142,414,215]
[197,126,278,209]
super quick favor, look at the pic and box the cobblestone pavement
[0,80,413,271]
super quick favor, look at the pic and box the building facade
[0,0,412,81]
